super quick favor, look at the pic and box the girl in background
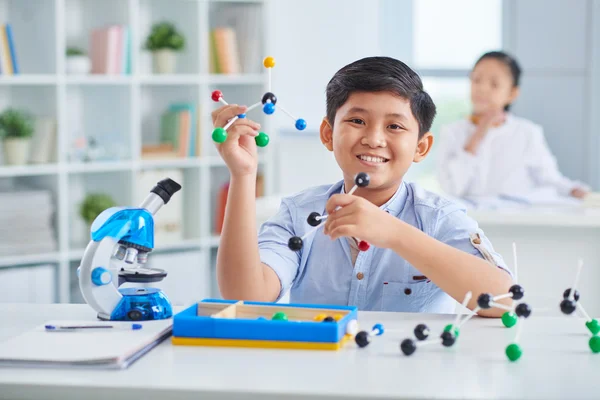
[436,51,589,200]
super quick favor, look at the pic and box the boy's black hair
[325,56,436,138]
[474,50,522,111]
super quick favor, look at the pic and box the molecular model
[558,259,600,353]
[211,56,306,146]
[355,324,385,348]
[458,243,526,329]
[399,243,533,361]
[287,172,371,252]
[399,291,473,356]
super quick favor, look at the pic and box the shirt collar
[335,179,408,215]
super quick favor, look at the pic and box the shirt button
[356,272,364,280]
[404,288,412,295]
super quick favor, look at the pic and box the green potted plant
[0,108,35,166]
[144,21,185,74]
[80,193,117,226]
[66,47,91,75]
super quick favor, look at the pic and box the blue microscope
[78,178,181,321]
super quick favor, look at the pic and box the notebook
[0,319,173,369]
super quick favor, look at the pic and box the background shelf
[0,0,271,304]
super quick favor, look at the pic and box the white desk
[1,304,600,400]
[468,206,600,316]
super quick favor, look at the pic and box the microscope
[78,178,181,321]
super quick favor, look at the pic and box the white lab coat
[436,114,587,198]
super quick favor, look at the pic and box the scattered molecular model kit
[354,253,600,362]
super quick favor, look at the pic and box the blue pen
[45,323,143,331]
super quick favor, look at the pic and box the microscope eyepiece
[151,178,182,204]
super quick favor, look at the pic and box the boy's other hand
[571,187,588,199]
[211,104,261,177]
[323,194,399,249]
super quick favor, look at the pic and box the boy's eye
[348,118,365,125]
[388,124,404,131]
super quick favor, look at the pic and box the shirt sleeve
[526,124,590,196]
[258,198,301,300]
[432,204,514,278]
[436,123,482,198]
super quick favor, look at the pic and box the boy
[211,56,514,316]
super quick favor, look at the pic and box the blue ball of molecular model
[295,118,307,131]
[263,103,275,115]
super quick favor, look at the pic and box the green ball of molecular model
[502,311,518,328]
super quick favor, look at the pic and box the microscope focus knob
[91,267,112,286]
[127,308,146,321]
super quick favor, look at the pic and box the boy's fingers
[323,213,353,236]
[325,194,356,215]
[219,125,259,145]
[211,105,230,124]
[214,105,248,127]
[234,118,261,131]
[220,119,261,138]
[328,224,356,241]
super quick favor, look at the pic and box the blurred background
[0,0,598,314]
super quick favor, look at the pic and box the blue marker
[45,323,142,331]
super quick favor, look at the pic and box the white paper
[0,318,172,369]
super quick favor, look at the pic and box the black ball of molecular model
[354,324,384,348]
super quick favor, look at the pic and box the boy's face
[320,91,431,193]
[470,58,519,114]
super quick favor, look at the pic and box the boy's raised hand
[323,194,399,249]
[211,104,261,177]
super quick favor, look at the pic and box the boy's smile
[320,91,432,205]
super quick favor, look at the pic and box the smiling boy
[211,56,514,316]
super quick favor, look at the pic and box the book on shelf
[142,103,201,160]
[210,3,263,74]
[0,264,55,303]
[0,189,57,256]
[0,23,19,75]
[210,27,242,74]
[90,25,131,75]
[29,117,57,164]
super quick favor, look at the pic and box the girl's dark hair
[474,51,521,111]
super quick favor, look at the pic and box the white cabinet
[0,0,272,303]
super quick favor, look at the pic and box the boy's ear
[320,118,334,151]
[413,132,434,163]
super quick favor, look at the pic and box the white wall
[504,0,598,189]
[268,0,381,195]
[591,1,600,189]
